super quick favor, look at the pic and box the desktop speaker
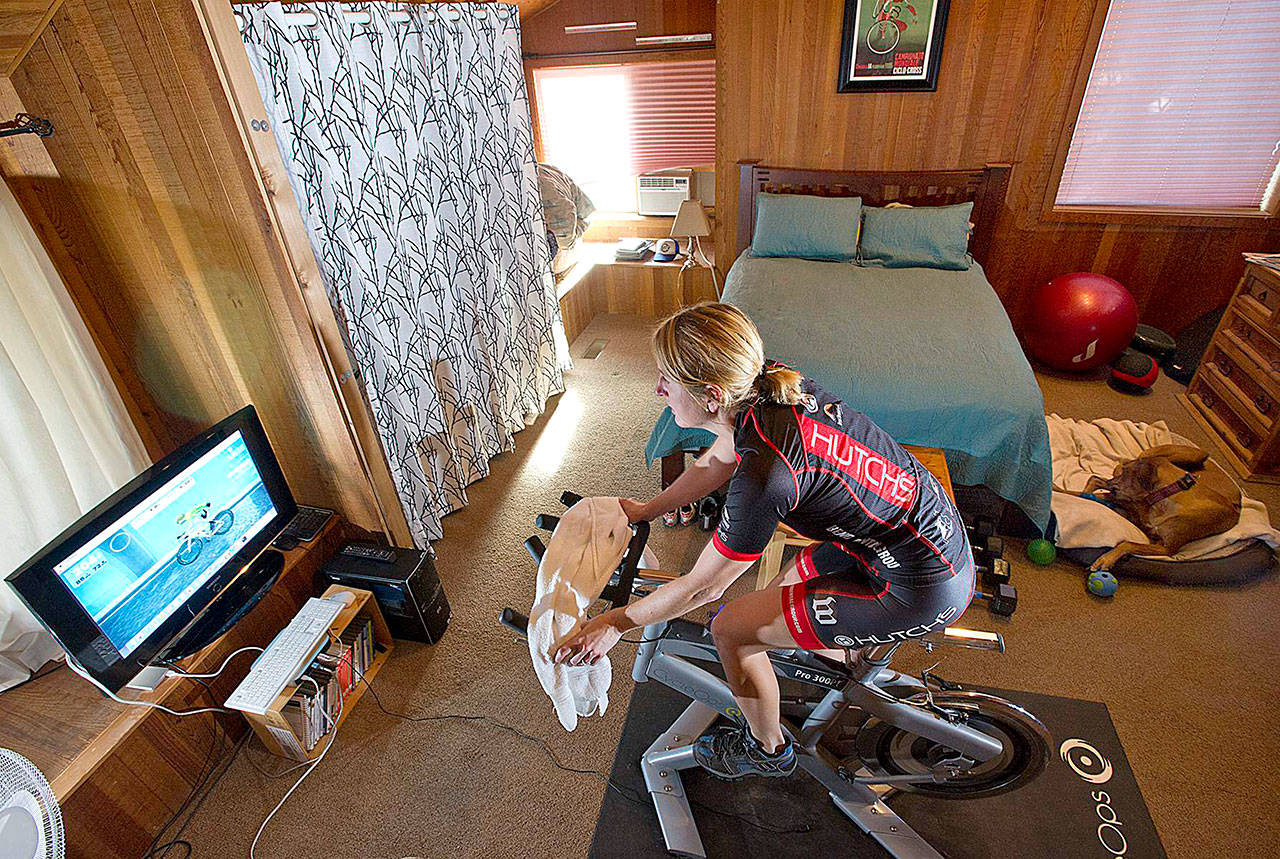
[319,544,450,644]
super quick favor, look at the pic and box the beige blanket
[1048,414,1279,557]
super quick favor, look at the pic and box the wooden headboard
[735,162,1012,267]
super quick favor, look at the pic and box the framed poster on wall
[838,0,950,92]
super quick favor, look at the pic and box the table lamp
[671,199,719,299]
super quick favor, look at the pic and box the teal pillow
[858,202,974,270]
[751,193,862,261]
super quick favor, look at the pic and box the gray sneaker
[692,724,797,780]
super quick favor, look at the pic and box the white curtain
[240,2,570,546]
[0,180,149,691]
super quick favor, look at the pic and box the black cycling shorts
[780,542,976,650]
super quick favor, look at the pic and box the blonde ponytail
[752,363,804,406]
[652,302,803,413]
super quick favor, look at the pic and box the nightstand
[558,241,718,343]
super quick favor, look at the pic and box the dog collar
[1144,473,1197,506]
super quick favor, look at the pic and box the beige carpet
[181,314,1280,859]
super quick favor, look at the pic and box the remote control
[339,543,396,563]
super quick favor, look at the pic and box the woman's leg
[708,586,799,753]
[763,551,847,663]
[706,544,864,757]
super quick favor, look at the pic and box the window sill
[582,209,715,242]
[1041,204,1277,229]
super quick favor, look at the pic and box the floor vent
[582,339,608,359]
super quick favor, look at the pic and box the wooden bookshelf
[240,585,393,760]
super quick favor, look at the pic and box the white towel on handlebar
[528,496,638,731]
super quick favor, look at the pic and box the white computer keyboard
[225,597,345,715]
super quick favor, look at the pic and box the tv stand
[0,515,357,859]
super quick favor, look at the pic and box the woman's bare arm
[632,434,736,521]
[554,539,751,664]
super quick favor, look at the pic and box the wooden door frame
[192,0,413,546]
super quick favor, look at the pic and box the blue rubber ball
[1087,571,1118,597]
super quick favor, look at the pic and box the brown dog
[1075,444,1241,571]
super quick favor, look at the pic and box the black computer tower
[319,545,449,644]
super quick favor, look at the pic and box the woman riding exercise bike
[555,302,975,780]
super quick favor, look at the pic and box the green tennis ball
[1026,538,1056,566]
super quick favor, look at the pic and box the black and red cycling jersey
[713,373,968,589]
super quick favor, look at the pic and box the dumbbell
[965,516,997,542]
[974,582,1017,617]
[971,527,1009,582]
[977,555,1012,587]
[973,540,1007,575]
[979,534,1005,558]
[973,551,1014,616]
[966,518,1005,558]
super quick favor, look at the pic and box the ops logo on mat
[1059,738,1114,784]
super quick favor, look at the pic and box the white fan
[0,749,63,859]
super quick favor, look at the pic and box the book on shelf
[615,237,652,260]
[241,590,394,762]
[280,612,376,754]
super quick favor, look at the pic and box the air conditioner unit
[637,170,692,216]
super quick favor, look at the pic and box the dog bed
[1062,541,1275,585]
[1048,414,1279,584]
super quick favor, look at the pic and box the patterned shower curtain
[240,2,570,545]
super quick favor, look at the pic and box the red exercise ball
[1025,272,1138,371]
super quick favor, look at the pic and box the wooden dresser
[1180,259,1280,482]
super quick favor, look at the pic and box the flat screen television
[6,405,297,692]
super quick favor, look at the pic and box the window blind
[533,59,715,179]
[1055,0,1280,212]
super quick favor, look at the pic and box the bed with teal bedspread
[645,252,1052,534]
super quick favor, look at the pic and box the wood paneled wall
[0,0,62,74]
[0,0,385,532]
[717,0,1280,336]
[522,0,713,56]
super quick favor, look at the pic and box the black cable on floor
[141,677,248,859]
[140,685,222,859]
[352,669,812,836]
[139,638,810,857]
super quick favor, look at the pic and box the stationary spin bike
[501,493,1051,859]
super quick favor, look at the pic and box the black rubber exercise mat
[589,682,1165,859]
